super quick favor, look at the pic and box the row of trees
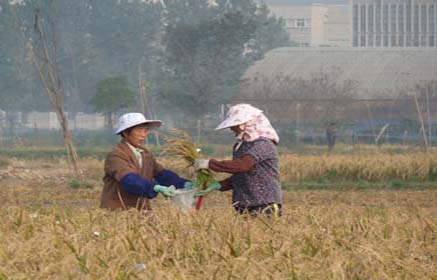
[0,0,290,126]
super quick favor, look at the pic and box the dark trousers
[235,203,282,218]
[327,135,336,149]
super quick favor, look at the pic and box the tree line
[0,0,290,127]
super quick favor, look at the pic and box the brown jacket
[100,139,163,210]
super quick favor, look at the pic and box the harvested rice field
[0,154,436,279]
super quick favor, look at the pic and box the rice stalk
[161,129,216,190]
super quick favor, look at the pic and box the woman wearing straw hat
[194,104,282,217]
[100,112,193,211]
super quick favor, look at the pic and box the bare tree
[413,81,437,149]
[27,6,82,180]
[245,67,357,124]
[138,63,160,146]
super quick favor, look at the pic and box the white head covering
[115,112,162,135]
[215,104,262,130]
[216,104,279,144]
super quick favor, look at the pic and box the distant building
[269,5,313,47]
[0,111,106,130]
[311,4,351,47]
[268,0,437,48]
[351,0,437,47]
[268,4,351,47]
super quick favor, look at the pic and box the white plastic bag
[172,189,196,212]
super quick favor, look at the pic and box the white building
[0,111,106,130]
[268,3,351,47]
[311,4,351,47]
[269,5,313,46]
[351,0,437,47]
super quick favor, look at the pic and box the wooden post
[196,119,202,145]
[33,122,40,146]
[296,102,300,144]
[365,103,377,143]
[425,85,432,146]
[414,92,429,150]
[402,130,408,146]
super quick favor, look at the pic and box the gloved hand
[195,181,221,196]
[183,181,194,190]
[153,185,177,197]
[193,159,209,171]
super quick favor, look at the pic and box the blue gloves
[155,169,188,189]
[153,185,177,197]
[121,173,190,198]
[195,181,221,196]
[121,173,158,199]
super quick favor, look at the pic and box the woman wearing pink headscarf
[194,104,282,217]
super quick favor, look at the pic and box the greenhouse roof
[240,47,437,99]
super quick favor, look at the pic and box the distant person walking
[326,122,337,151]
[100,113,193,211]
[193,104,282,218]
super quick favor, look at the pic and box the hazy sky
[263,0,348,4]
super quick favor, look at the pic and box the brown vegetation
[281,151,437,182]
[0,153,436,279]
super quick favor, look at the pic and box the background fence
[0,97,435,150]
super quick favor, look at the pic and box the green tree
[245,3,290,61]
[0,1,47,111]
[159,0,289,126]
[90,76,136,130]
[52,0,163,113]
[0,0,162,113]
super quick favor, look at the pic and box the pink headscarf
[216,104,279,144]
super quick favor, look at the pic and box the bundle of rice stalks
[161,129,216,191]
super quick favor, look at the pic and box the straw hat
[115,112,162,135]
